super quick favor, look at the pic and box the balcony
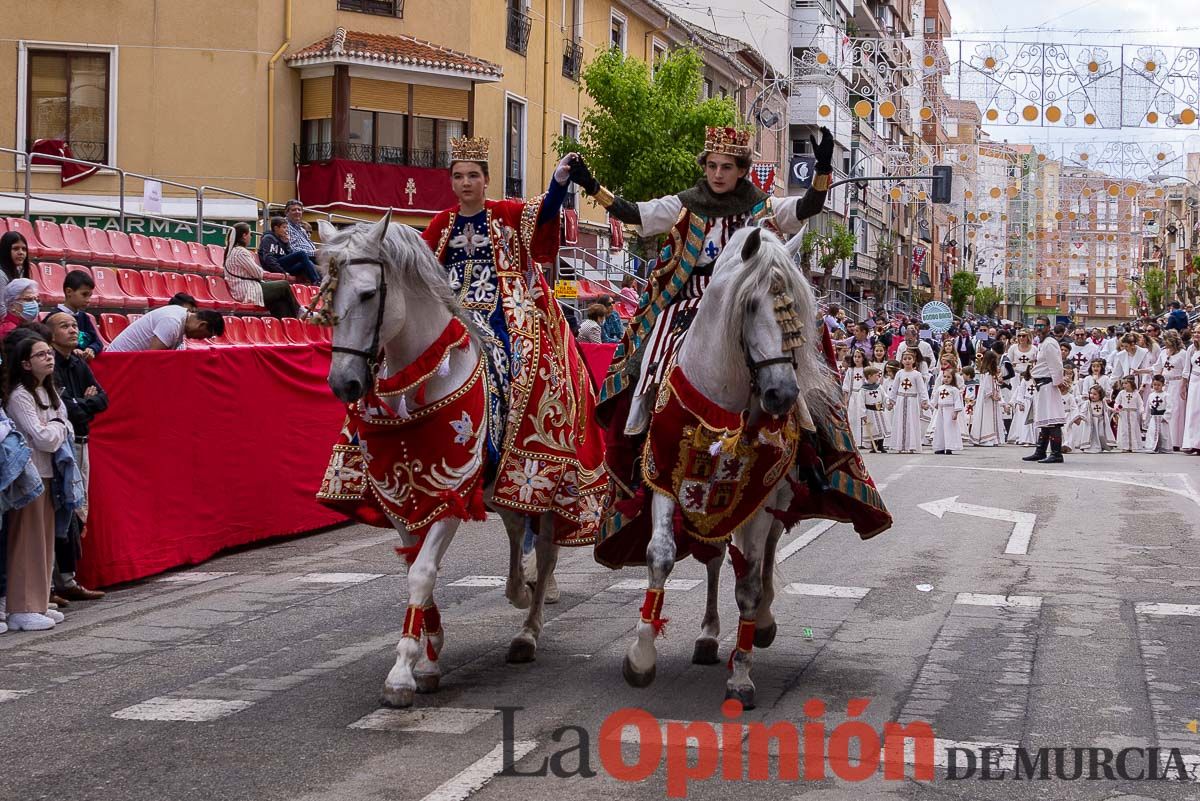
[507,6,532,55]
[563,39,583,81]
[337,0,404,16]
[295,142,452,169]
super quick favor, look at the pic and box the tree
[557,47,738,203]
[949,270,979,317]
[811,223,856,293]
[1139,267,1169,315]
[871,234,896,310]
[972,285,1004,317]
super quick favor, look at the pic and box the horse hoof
[692,638,721,665]
[622,655,656,688]
[414,673,441,694]
[380,685,415,708]
[754,622,777,649]
[506,638,537,664]
[725,686,756,711]
[507,586,532,611]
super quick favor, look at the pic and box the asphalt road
[2,449,1199,801]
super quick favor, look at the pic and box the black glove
[567,154,600,195]
[810,126,834,174]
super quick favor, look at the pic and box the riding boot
[1038,425,1064,463]
[1022,428,1049,461]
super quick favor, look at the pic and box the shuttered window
[350,78,409,113]
[412,86,468,120]
[302,77,333,120]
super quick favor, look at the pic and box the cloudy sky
[949,0,1200,157]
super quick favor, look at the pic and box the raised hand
[566,154,600,195]
[809,126,835,173]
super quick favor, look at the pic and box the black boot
[1022,428,1049,461]
[1039,425,1064,463]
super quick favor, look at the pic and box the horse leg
[754,516,785,648]
[507,513,558,663]
[500,509,533,610]
[522,516,559,604]
[692,551,724,665]
[382,517,459,708]
[624,492,675,688]
[726,516,769,710]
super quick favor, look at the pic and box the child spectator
[57,270,104,360]
[860,365,889,452]
[44,311,107,602]
[1113,376,1143,452]
[259,216,320,284]
[4,334,73,631]
[886,350,927,454]
[1143,375,1172,454]
[1075,385,1115,453]
[931,364,965,454]
[0,230,31,293]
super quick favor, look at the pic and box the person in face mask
[0,278,41,340]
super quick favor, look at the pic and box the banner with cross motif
[296,159,457,216]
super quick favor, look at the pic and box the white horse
[319,213,561,708]
[622,225,833,709]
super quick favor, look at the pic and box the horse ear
[316,220,338,243]
[741,227,762,261]
[371,209,392,243]
[784,229,805,257]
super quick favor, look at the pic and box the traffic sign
[921,300,954,333]
[554,280,578,299]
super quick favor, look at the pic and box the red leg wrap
[727,617,756,670]
[640,588,669,637]
[728,544,749,580]
[401,605,424,641]
[422,603,442,663]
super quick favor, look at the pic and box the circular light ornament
[879,101,897,118]
[1181,108,1197,125]
[1045,106,1063,123]
[854,100,873,118]
[1084,113,1097,126]
[986,109,999,121]
[819,104,832,117]
[816,51,830,65]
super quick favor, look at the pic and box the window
[505,96,526,197]
[412,117,463,167]
[652,38,667,66]
[562,118,579,209]
[610,9,627,53]
[563,38,583,80]
[507,0,533,55]
[24,48,112,164]
[924,17,936,33]
[337,0,403,16]
[703,78,713,99]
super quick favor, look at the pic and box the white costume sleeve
[769,196,809,236]
[635,195,684,237]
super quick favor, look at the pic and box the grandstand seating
[60,223,96,263]
[109,231,154,268]
[84,227,118,264]
[100,313,131,342]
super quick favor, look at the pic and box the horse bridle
[323,255,389,376]
[743,290,805,398]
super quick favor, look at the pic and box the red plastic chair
[128,234,162,269]
[162,272,191,302]
[280,317,310,345]
[33,262,67,304]
[187,242,218,274]
[32,220,71,261]
[168,238,201,271]
[259,317,290,345]
[99,313,130,341]
[140,271,172,307]
[107,231,150,267]
[183,273,236,312]
[92,267,143,310]
[221,316,249,345]
[113,269,155,309]
[88,312,108,345]
[206,245,227,271]
[7,218,59,260]
[58,223,96,263]
[83,228,118,266]
[207,276,257,312]
[0,218,7,235]
[149,237,184,271]
[241,316,269,345]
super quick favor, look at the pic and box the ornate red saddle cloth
[317,319,488,563]
[642,365,801,544]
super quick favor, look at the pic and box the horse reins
[325,256,389,377]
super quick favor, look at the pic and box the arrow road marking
[917,495,1037,555]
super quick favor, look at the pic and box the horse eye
[359,290,377,302]
[746,299,759,315]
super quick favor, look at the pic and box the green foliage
[949,270,979,317]
[972,285,1004,316]
[1142,267,1169,315]
[557,47,738,202]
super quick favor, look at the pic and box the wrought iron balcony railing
[507,7,532,55]
[294,142,451,169]
[562,39,583,80]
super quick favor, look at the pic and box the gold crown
[449,136,490,163]
[703,126,752,158]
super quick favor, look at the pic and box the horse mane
[717,226,837,415]
[319,221,483,346]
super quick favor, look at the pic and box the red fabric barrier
[579,343,617,389]
[76,346,348,588]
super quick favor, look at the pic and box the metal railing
[294,142,452,168]
[562,39,583,80]
[506,7,532,55]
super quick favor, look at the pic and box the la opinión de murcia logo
[496,702,1197,796]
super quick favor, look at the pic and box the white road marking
[917,496,1037,555]
[1135,602,1200,617]
[606,578,702,591]
[156,571,237,583]
[291,572,385,584]
[419,741,538,801]
[776,462,915,564]
[448,575,507,588]
[930,465,1200,507]
[112,697,254,722]
[954,593,1043,609]
[0,689,34,703]
[349,707,498,734]
[783,582,871,599]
